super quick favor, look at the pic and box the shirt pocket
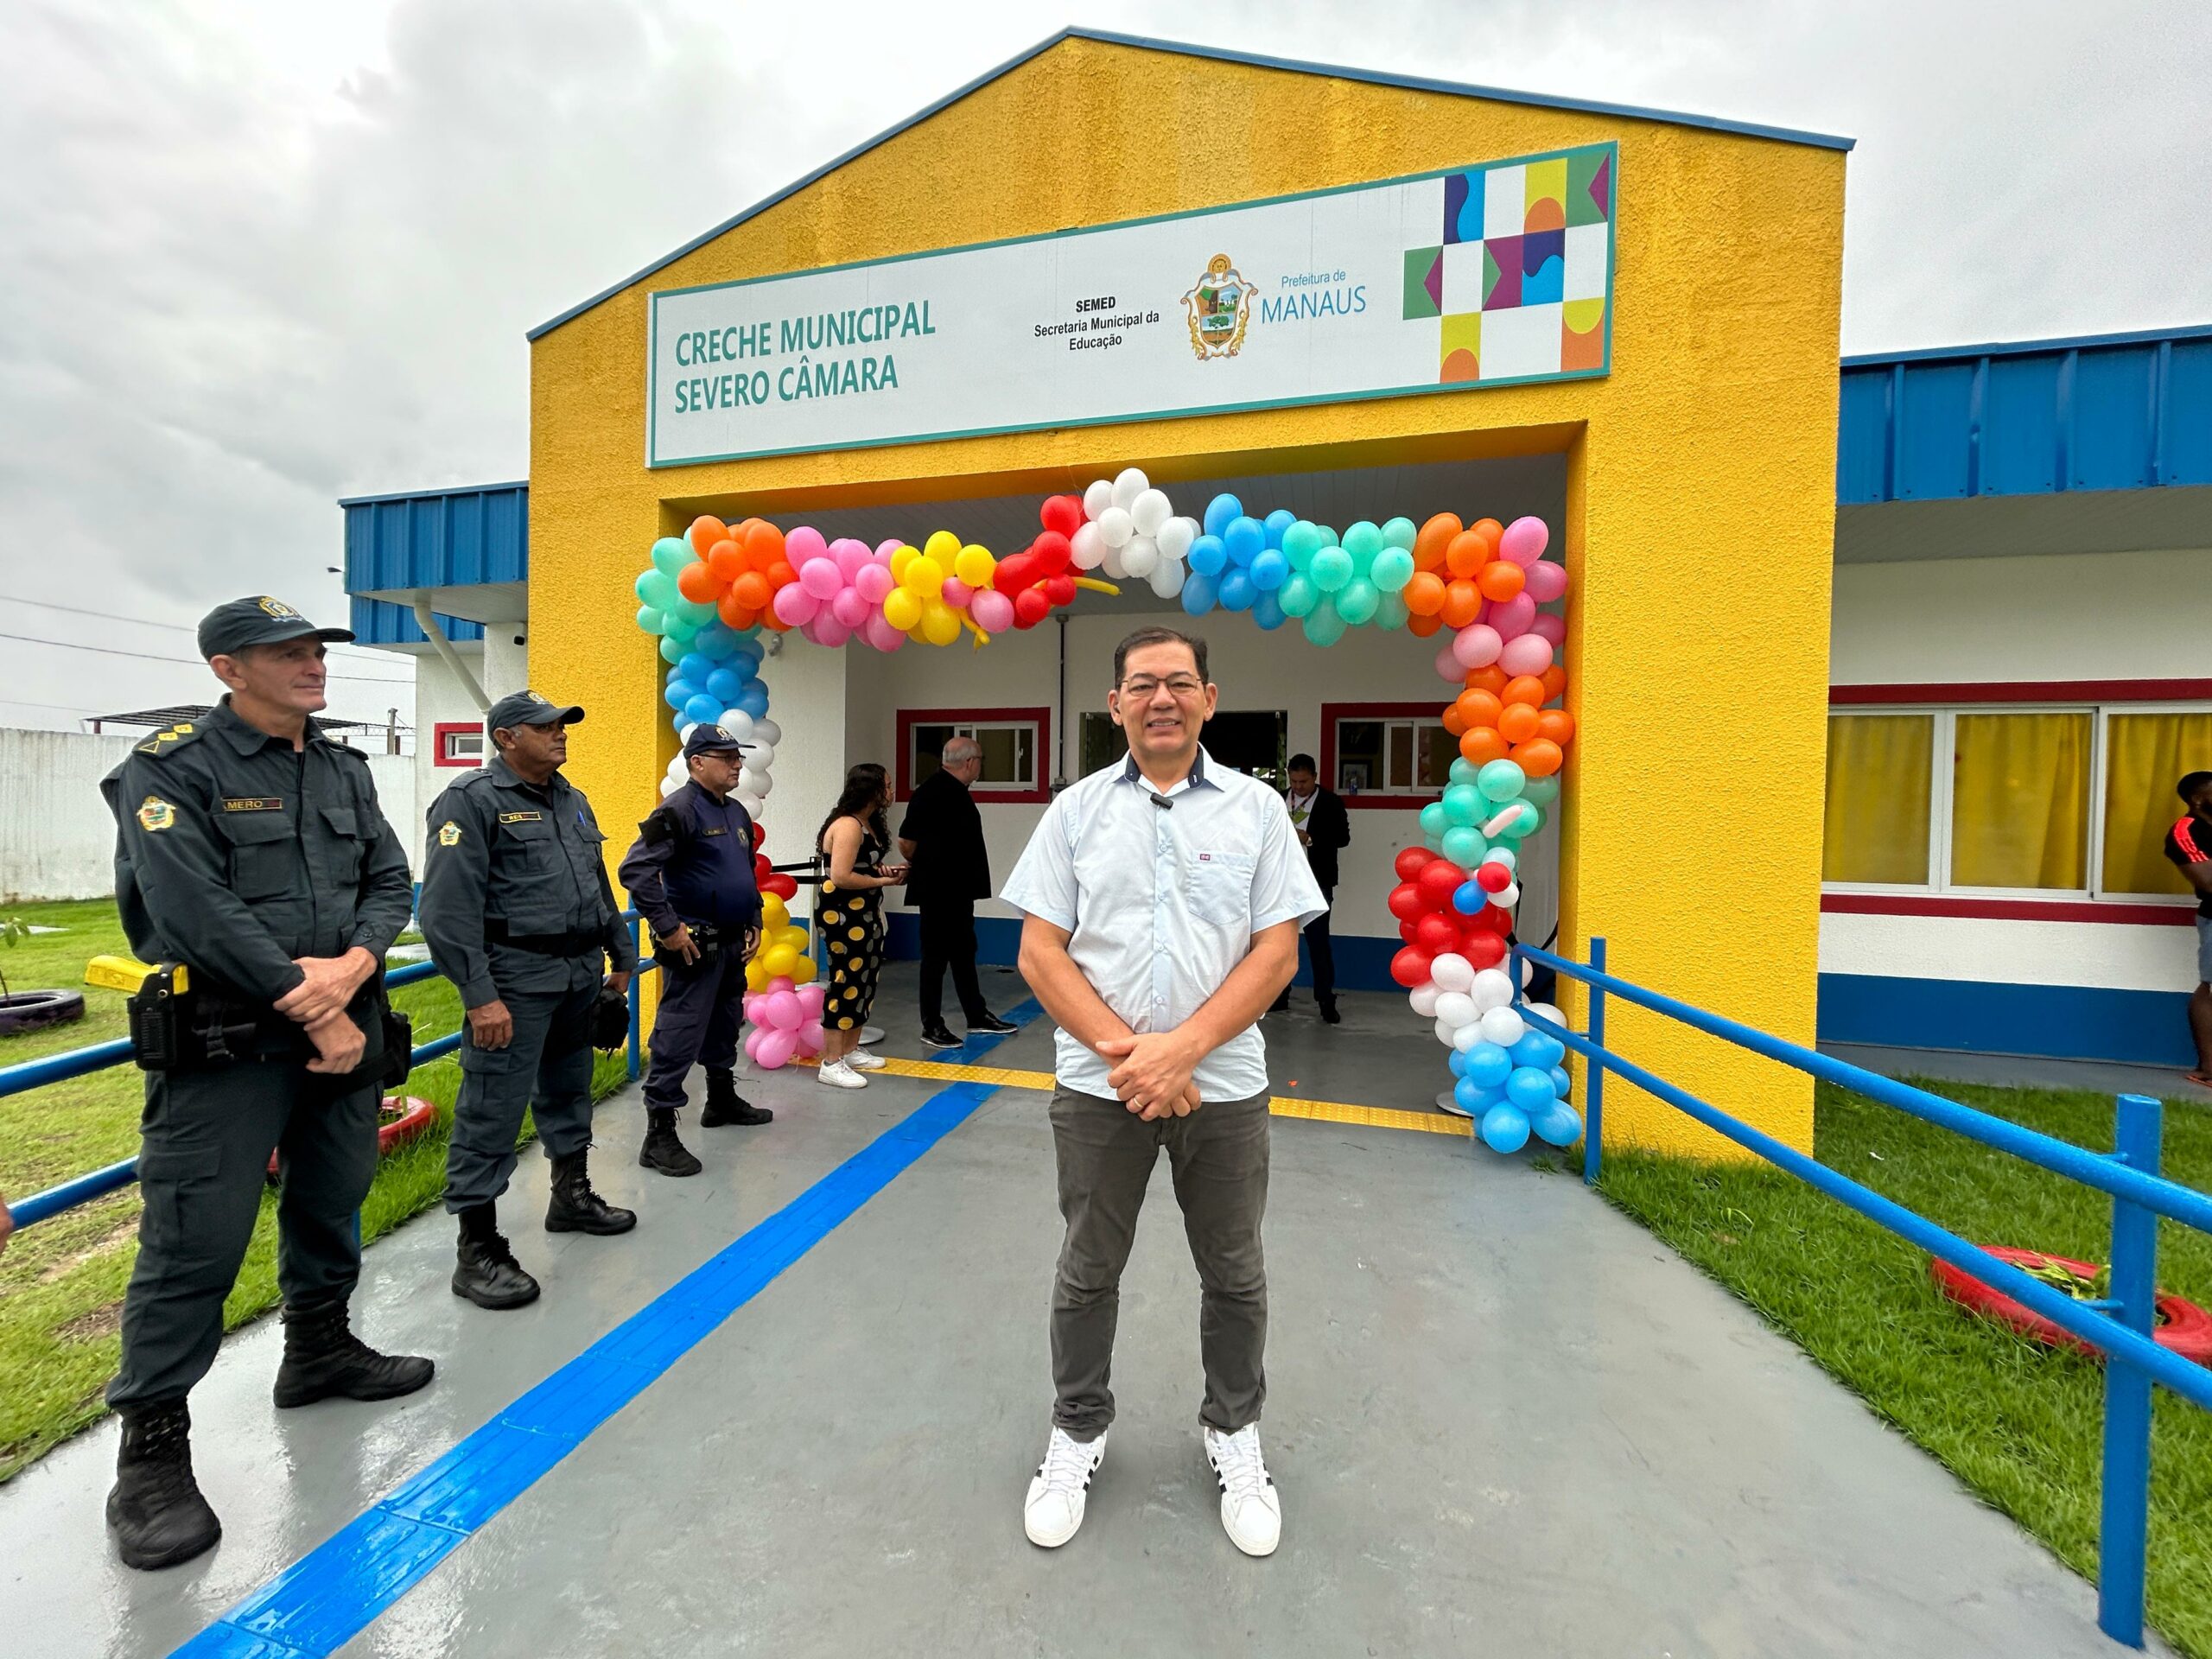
[1184,850,1256,928]
[220,811,299,900]
[318,803,363,887]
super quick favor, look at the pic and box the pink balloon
[784,525,828,564]
[831,537,871,580]
[1531,612,1567,646]
[773,582,822,626]
[799,1020,825,1052]
[1487,593,1537,640]
[764,989,804,1030]
[767,976,794,995]
[798,984,826,1020]
[1451,623,1503,669]
[754,1027,798,1070]
[1498,516,1549,568]
[811,615,854,649]
[1523,559,1568,603]
[831,588,872,628]
[1434,639,1465,683]
[874,537,905,562]
[862,613,907,652]
[1499,633,1554,677]
[969,588,1014,633]
[799,556,842,600]
[942,577,973,608]
[854,563,894,605]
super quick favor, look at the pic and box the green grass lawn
[0,899,630,1482]
[1598,1077,2212,1659]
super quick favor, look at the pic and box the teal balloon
[636,606,665,634]
[1440,824,1487,866]
[651,537,695,575]
[1277,571,1319,618]
[1521,776,1560,807]
[1281,520,1322,562]
[1302,601,1348,647]
[637,569,679,609]
[1343,521,1383,564]
[693,624,739,659]
[1335,577,1379,625]
[1374,590,1409,630]
[1314,524,1339,547]
[1370,547,1415,593]
[1311,547,1353,593]
[1477,759,1527,801]
[1419,802,1449,839]
[1449,758,1483,786]
[1480,1103,1532,1154]
[671,596,717,626]
[1381,516,1418,550]
[658,635,687,664]
[662,613,701,643]
[1442,783,1482,826]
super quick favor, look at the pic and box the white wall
[411,645,491,852]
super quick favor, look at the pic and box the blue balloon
[1446,1047,1471,1078]
[732,683,770,720]
[1249,549,1288,591]
[1462,1042,1513,1090]
[1263,508,1297,549]
[1218,569,1256,612]
[1454,1076,1503,1115]
[1188,535,1228,578]
[1505,1065,1558,1113]
[706,667,746,703]
[728,633,765,666]
[1532,1101,1582,1147]
[1224,517,1265,565]
[1203,493,1243,539]
[678,652,715,684]
[1452,880,1486,916]
[1549,1065,1573,1100]
[1181,569,1219,615]
[682,693,723,727]
[693,624,738,660]
[1481,1103,1532,1154]
[664,679,696,712]
[1253,590,1287,631]
[1510,1031,1565,1071]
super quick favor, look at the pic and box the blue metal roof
[526,27,1852,345]
[1838,327,2212,504]
[348,597,485,648]
[342,480,528,596]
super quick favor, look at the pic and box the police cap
[196,596,355,660]
[486,690,585,735]
[682,722,753,760]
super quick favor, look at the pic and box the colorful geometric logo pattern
[1402,144,1612,385]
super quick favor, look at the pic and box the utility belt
[652,919,728,971]
[485,918,603,958]
[126,963,410,1088]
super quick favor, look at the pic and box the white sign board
[647,143,1615,468]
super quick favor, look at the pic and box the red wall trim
[893,706,1052,804]
[431,721,484,768]
[1833,679,2212,706]
[1320,701,1450,810]
[1821,893,2196,926]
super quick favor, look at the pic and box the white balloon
[1071,522,1108,570]
[664,753,686,779]
[1518,957,1535,987]
[1096,505,1135,548]
[1479,1007,1526,1047]
[1433,1016,1462,1047]
[719,709,755,741]
[1121,535,1160,578]
[1101,543,1128,582]
[676,721,697,742]
[1523,1001,1567,1033]
[745,742,776,771]
[1483,847,1516,873]
[1428,952,1473,993]
[1147,558,1186,600]
[739,767,773,798]
[1452,1022,1485,1053]
[1433,991,1478,1030]
[1490,881,1521,909]
[1470,968,1516,1013]
[1408,981,1441,1018]
[659,776,683,798]
[752,717,780,747]
[1155,516,1197,561]
[1111,467,1149,509]
[1083,479,1115,520]
[735,791,766,820]
[1130,488,1173,536]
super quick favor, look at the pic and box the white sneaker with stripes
[1205,1424,1281,1556]
[1023,1426,1106,1548]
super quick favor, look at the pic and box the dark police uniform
[98,595,430,1573]
[619,725,766,1128]
[418,692,638,1234]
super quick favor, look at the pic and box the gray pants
[1048,1085,1271,1440]
[110,1059,378,1408]
[444,969,600,1213]
[642,943,745,1111]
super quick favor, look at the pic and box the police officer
[619,724,771,1149]
[98,596,433,1572]
[420,691,639,1311]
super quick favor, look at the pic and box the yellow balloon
[905,555,944,598]
[760,943,798,979]
[953,544,995,588]
[789,956,817,986]
[924,529,962,564]
[745,961,771,993]
[921,599,963,646]
[889,543,918,583]
[761,893,789,931]
[883,588,924,632]
[779,924,809,951]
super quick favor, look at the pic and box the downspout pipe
[413,594,491,713]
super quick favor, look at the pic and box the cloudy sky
[2,0,2205,732]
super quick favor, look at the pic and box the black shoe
[106,1400,220,1571]
[1319,1001,1342,1026]
[1267,995,1290,1014]
[452,1205,541,1310]
[544,1147,637,1236]
[271,1301,435,1408]
[700,1069,773,1128]
[920,1025,962,1050]
[968,1014,1019,1036]
[639,1107,703,1178]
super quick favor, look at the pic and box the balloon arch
[630,470,1579,1156]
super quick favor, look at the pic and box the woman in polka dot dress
[814,763,906,1089]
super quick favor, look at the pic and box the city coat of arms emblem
[1181,254,1258,361]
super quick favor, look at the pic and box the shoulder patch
[437,821,463,847]
[137,796,177,833]
[134,722,204,759]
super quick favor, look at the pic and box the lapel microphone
[1150,793,1173,810]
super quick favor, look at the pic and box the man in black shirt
[2164,769,2212,1088]
[1269,753,1351,1024]
[898,738,1017,1048]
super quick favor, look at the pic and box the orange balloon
[1464,664,1510,696]
[741,519,785,566]
[1440,700,1471,738]
[1408,610,1443,639]
[1402,571,1447,616]
[1469,518,1503,554]
[1535,709,1577,745]
[1512,738,1563,778]
[676,561,722,603]
[732,571,772,611]
[687,515,728,556]
[1539,664,1568,702]
[717,597,758,630]
[1497,702,1541,744]
[1459,727,1510,766]
[1503,674,1547,708]
[765,560,798,590]
[1444,531,1491,579]
[707,539,745,582]
[1414,513,1462,572]
[1477,560,1526,601]
[1454,689,1503,730]
[1440,580,1483,629]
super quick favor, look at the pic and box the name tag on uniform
[498,810,544,824]
[701,826,728,836]
[222,797,283,812]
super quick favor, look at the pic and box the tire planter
[1931,1246,2212,1367]
[265,1095,437,1181]
[0,988,86,1035]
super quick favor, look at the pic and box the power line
[0,696,100,715]
[0,630,414,684]
[0,592,417,668]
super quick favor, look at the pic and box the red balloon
[1415,860,1466,909]
[1463,933,1508,969]
[1039,494,1084,537]
[1042,573,1077,607]
[764,873,799,900]
[1479,904,1515,936]
[1032,531,1073,575]
[1389,946,1434,988]
[751,822,766,849]
[1386,882,1427,923]
[1398,918,1420,943]
[1413,914,1459,957]
[1477,861,1512,893]
[993,550,1038,593]
[1013,588,1052,628]
[1393,847,1435,881]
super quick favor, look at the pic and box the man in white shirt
[1001,626,1326,1559]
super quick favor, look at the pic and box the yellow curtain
[1823,715,1933,884]
[2101,711,2212,895]
[1950,713,2090,890]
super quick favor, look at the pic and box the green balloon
[1370,547,1415,593]
[1335,577,1379,625]
[636,606,665,633]
[1441,824,1488,866]
[1478,759,1527,801]
[1343,521,1383,562]
[1449,757,1483,787]
[1443,783,1482,826]
[1419,802,1449,839]
[1382,516,1418,550]
[652,537,696,575]
[1315,524,1339,547]
[671,596,717,626]
[1521,776,1561,807]
[1374,589,1409,630]
[1311,547,1354,593]
[1281,520,1322,560]
[637,569,679,609]
[658,635,687,664]
[1278,572,1319,618]
[1302,600,1347,647]
[662,613,701,644]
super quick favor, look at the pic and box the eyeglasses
[1118,676,1206,699]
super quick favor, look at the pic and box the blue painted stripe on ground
[173,1004,1042,1657]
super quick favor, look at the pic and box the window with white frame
[1332,715,1455,797]
[1822,703,2212,900]
[435,724,485,767]
[909,719,1039,794]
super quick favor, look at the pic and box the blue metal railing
[4,918,659,1231]
[1514,938,2212,1650]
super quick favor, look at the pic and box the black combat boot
[700,1068,772,1128]
[452,1203,541,1310]
[105,1399,221,1571]
[271,1300,435,1408]
[544,1147,637,1235]
[639,1107,703,1177]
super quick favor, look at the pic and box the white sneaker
[845,1049,886,1071]
[1205,1425,1281,1557]
[1023,1426,1107,1548]
[816,1058,868,1090]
